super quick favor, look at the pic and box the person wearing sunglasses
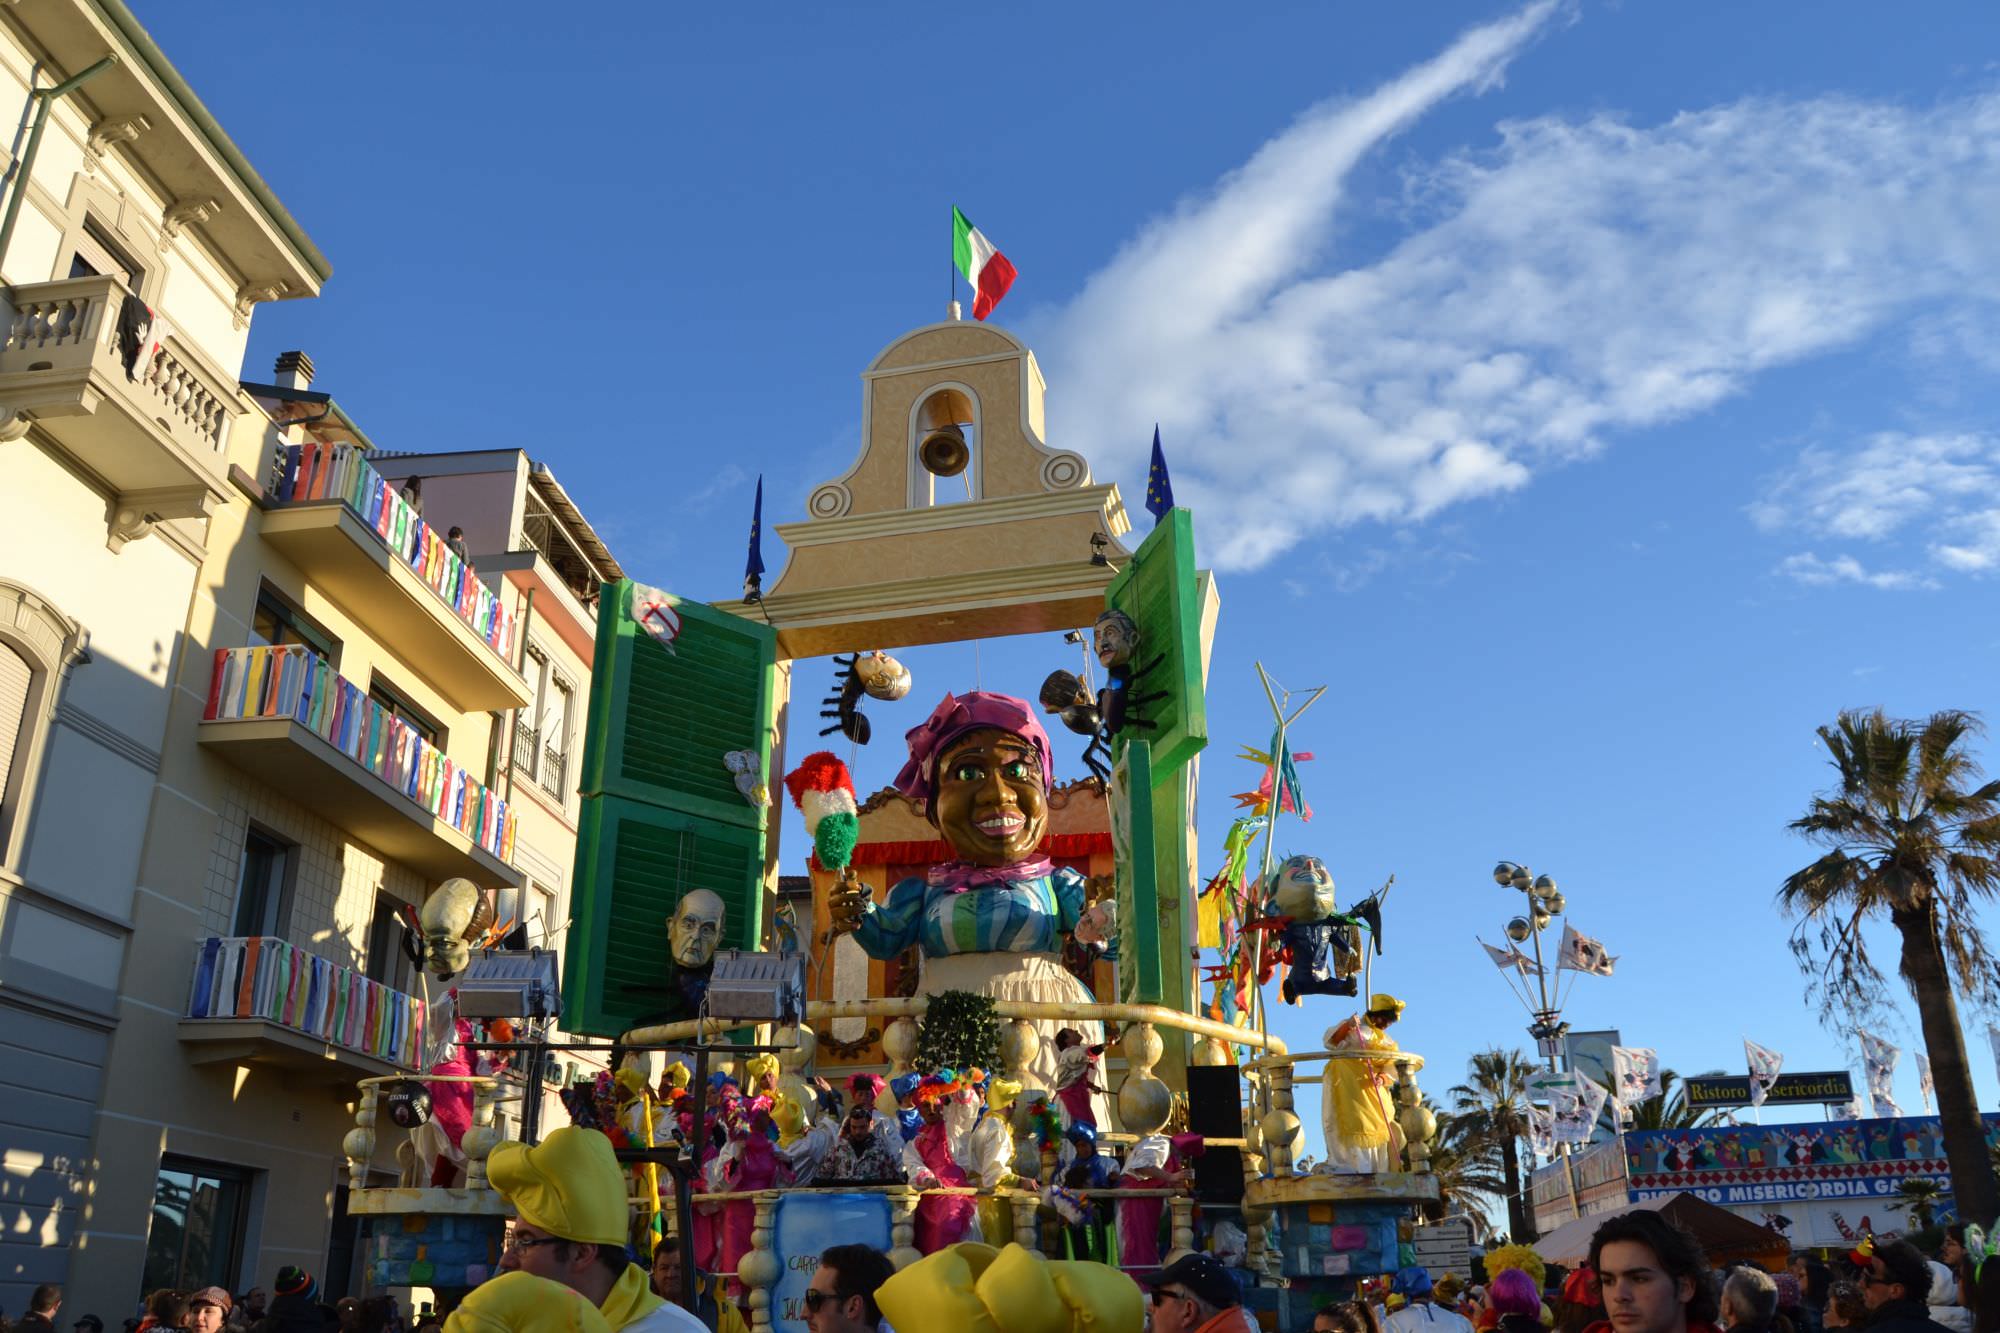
[1851,1238,1954,1333]
[1147,1253,1255,1333]
[804,1245,895,1333]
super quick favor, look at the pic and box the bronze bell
[918,422,969,477]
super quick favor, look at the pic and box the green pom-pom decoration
[915,989,1000,1074]
[814,811,859,870]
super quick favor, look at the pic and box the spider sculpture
[818,650,910,745]
[1037,609,1168,786]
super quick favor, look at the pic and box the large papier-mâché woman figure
[831,691,1107,1113]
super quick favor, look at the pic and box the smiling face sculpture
[1268,853,1336,921]
[932,728,1050,866]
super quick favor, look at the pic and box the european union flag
[1145,425,1174,522]
[744,474,766,599]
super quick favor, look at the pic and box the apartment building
[0,2,625,1311]
[0,0,328,1310]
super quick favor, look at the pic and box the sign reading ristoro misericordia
[1682,1071,1854,1108]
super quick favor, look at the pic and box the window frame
[143,1154,253,1294]
[231,825,295,940]
[0,581,88,871]
[364,893,411,990]
[248,582,341,665]
[367,671,444,748]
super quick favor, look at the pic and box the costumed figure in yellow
[487,1126,709,1333]
[875,1241,1144,1333]
[1321,993,1406,1174]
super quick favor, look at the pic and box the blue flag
[1145,425,1174,522]
[744,474,766,597]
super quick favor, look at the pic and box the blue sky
[142,4,2000,1155]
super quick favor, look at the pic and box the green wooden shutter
[1112,739,1160,1005]
[565,795,767,1036]
[578,580,779,829]
[565,580,779,1036]
[1105,507,1207,781]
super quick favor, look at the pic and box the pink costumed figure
[903,1072,979,1253]
[718,1098,791,1302]
[1116,1131,1203,1267]
[422,1010,477,1186]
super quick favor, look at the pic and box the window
[249,584,339,663]
[543,677,573,798]
[68,220,144,294]
[366,895,409,990]
[0,581,86,869]
[0,643,29,821]
[143,1157,250,1293]
[517,645,574,802]
[368,673,442,747]
[232,829,292,939]
[513,647,546,782]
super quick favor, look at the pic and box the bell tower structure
[714,319,1131,657]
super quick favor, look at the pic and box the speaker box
[1186,1064,1245,1203]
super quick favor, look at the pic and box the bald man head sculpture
[668,889,726,970]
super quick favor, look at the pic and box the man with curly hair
[1585,1212,1723,1333]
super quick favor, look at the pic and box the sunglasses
[802,1289,848,1313]
[1151,1289,1193,1307]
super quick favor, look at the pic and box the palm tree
[1781,708,2000,1228]
[1892,1177,1944,1232]
[1423,1106,1506,1239]
[1450,1048,1539,1243]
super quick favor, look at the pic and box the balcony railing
[185,934,425,1070]
[274,442,517,662]
[0,276,237,519]
[512,720,538,781]
[541,746,567,797]
[203,644,519,867]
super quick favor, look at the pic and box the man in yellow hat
[489,1127,707,1333]
[1321,993,1406,1173]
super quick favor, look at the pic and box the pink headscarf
[893,691,1054,817]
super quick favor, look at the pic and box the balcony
[263,443,531,712]
[181,935,425,1081]
[0,276,235,525]
[200,645,522,888]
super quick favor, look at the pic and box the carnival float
[331,314,1445,1332]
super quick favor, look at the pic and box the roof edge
[92,0,332,284]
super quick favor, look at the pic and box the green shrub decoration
[915,989,1000,1073]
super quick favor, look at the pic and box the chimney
[273,349,315,392]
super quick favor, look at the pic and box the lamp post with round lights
[1492,858,1587,1228]
[1492,860,1571,1074]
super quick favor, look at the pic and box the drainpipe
[0,56,118,283]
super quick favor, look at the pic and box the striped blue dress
[851,866,1088,960]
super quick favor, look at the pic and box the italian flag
[952,206,1017,321]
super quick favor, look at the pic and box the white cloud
[1034,4,2000,572]
[1775,552,1932,592]
[1756,432,2000,584]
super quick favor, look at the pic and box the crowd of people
[1296,1217,1994,1333]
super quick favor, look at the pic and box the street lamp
[1492,860,1569,1073]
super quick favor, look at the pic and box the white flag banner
[1540,1071,1610,1145]
[1990,1026,2000,1087]
[1858,1030,1902,1118]
[1745,1038,1785,1108]
[1526,1103,1557,1159]
[1478,938,1544,976]
[1556,922,1617,976]
[1840,1095,1871,1122]
[1610,1046,1662,1106]
[1916,1052,1934,1110]
[631,584,684,655]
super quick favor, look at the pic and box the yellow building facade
[0,2,620,1312]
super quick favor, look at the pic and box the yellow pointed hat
[486,1126,629,1246]
[444,1273,613,1333]
[1368,993,1405,1017]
